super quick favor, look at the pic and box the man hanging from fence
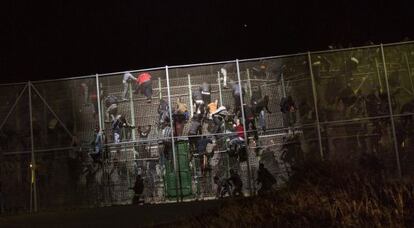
[196,136,214,175]
[280,96,297,131]
[112,117,122,146]
[220,63,234,89]
[122,71,137,101]
[134,72,153,103]
[131,175,144,205]
[90,127,104,164]
[158,98,170,128]
[256,163,277,195]
[251,94,271,133]
[228,169,243,197]
[200,81,212,105]
[173,98,189,136]
[210,105,228,136]
[243,104,259,141]
[207,99,218,120]
[214,174,232,198]
[104,94,118,123]
[111,113,132,145]
[231,80,246,117]
[192,88,205,116]
[227,118,248,162]
[188,114,203,161]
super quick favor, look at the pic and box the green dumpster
[164,139,193,199]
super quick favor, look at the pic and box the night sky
[1,1,413,83]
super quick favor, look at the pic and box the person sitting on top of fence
[122,71,137,101]
[134,72,153,103]
[200,81,212,105]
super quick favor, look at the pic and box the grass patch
[170,156,414,227]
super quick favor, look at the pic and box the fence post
[236,59,254,196]
[375,58,384,93]
[129,81,136,141]
[28,82,38,213]
[307,52,324,160]
[281,73,287,98]
[188,74,194,117]
[95,74,103,132]
[404,53,414,93]
[166,66,182,202]
[381,44,402,178]
[217,71,224,107]
[247,69,252,98]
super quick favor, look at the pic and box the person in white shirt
[122,71,136,101]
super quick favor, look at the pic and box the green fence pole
[381,44,402,178]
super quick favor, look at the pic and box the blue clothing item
[184,111,190,121]
[93,131,103,154]
[197,138,213,154]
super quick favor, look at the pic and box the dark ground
[0,200,222,227]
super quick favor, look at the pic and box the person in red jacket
[234,118,245,139]
[134,72,153,103]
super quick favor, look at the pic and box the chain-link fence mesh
[1,42,414,214]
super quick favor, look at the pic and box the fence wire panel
[0,84,30,153]
[310,46,387,122]
[30,77,98,151]
[2,41,414,213]
[0,153,32,213]
[167,63,238,198]
[0,84,32,213]
[311,46,401,176]
[97,70,171,204]
[239,55,320,194]
[383,43,414,176]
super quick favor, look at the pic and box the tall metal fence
[1,41,413,213]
